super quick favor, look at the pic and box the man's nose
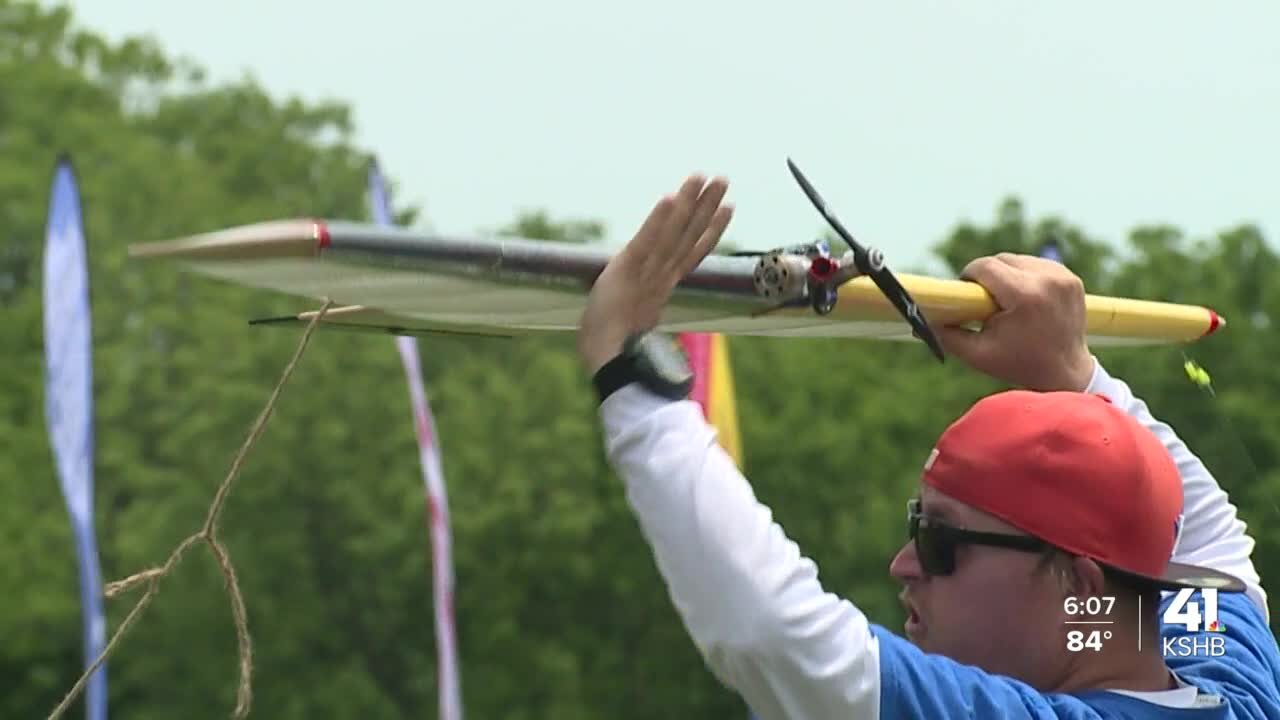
[889,540,923,582]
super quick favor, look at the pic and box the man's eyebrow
[919,499,958,522]
[911,493,959,523]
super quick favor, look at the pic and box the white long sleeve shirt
[599,357,1280,719]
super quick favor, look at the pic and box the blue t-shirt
[871,592,1280,718]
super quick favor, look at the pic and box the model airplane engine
[751,251,810,301]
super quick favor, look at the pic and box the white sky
[52,0,1279,272]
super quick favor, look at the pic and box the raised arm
[1085,358,1268,618]
[601,385,881,718]
[574,175,887,718]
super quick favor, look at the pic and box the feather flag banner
[679,332,744,466]
[43,155,108,720]
[369,160,463,720]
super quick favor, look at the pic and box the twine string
[47,299,334,720]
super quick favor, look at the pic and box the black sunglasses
[907,499,1050,576]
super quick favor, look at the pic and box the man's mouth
[901,594,924,639]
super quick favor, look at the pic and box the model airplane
[125,160,1225,356]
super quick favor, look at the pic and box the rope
[47,298,335,720]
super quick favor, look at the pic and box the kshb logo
[1162,588,1224,632]
[1162,589,1227,658]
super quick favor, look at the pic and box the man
[578,174,1280,718]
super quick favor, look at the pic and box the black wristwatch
[592,331,695,403]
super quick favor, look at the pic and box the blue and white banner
[43,155,108,720]
[368,159,463,720]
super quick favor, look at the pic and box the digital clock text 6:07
[1063,596,1116,616]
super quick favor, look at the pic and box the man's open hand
[577,174,733,375]
[938,253,1095,392]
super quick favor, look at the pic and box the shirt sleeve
[1083,357,1269,620]
[599,384,882,720]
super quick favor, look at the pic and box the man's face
[888,485,1070,688]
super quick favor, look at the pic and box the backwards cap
[922,390,1244,592]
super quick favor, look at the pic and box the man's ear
[1067,555,1108,598]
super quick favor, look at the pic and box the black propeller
[785,158,946,363]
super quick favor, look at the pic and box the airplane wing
[127,218,1224,346]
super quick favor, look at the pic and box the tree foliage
[2,1,1276,717]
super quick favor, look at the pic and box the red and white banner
[395,336,461,720]
[369,159,462,719]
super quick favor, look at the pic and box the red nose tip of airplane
[313,220,331,251]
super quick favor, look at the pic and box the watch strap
[592,351,640,404]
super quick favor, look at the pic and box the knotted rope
[48,299,335,720]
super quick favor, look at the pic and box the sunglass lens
[914,520,955,576]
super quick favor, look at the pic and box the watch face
[639,333,693,382]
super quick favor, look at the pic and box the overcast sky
[53,0,1279,272]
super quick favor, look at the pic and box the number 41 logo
[1162,588,1226,633]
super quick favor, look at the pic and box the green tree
[0,1,413,716]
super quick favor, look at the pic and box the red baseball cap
[922,389,1245,592]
